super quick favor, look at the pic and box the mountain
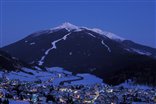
[1,22,156,85]
[0,50,32,71]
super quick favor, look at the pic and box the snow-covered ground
[1,68,56,82]
[9,100,30,104]
[131,48,152,56]
[70,73,103,85]
[125,48,152,56]
[132,102,147,104]
[1,67,154,90]
[47,67,72,75]
[116,80,154,90]
[0,67,155,89]
[0,67,103,86]
[0,67,155,104]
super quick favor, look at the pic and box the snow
[101,40,111,52]
[91,28,124,41]
[46,67,72,75]
[38,33,71,65]
[88,33,96,38]
[116,80,154,90]
[0,71,4,75]
[50,22,124,41]
[62,33,71,40]
[7,71,35,81]
[9,100,30,104]
[21,68,59,81]
[70,73,103,85]
[132,102,147,104]
[51,22,80,32]
[104,32,124,41]
[126,48,152,56]
[0,68,104,86]
[131,48,152,56]
[30,42,35,45]
[69,52,72,55]
[28,22,124,42]
[34,66,42,70]
[82,27,124,41]
[0,68,57,82]
[0,67,81,85]
[52,76,79,85]
[92,28,106,35]
[25,40,28,43]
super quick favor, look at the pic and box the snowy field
[116,80,155,90]
[70,73,103,85]
[0,67,103,86]
[0,67,154,90]
[0,67,154,89]
[9,100,29,104]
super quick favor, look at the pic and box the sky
[0,0,156,48]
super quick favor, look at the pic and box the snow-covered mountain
[1,22,156,85]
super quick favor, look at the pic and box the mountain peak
[52,22,79,31]
[61,22,78,28]
[43,22,124,41]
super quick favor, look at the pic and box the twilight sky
[0,0,156,48]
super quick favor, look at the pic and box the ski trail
[88,33,96,38]
[101,40,111,52]
[38,33,71,65]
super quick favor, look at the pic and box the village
[0,72,156,104]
